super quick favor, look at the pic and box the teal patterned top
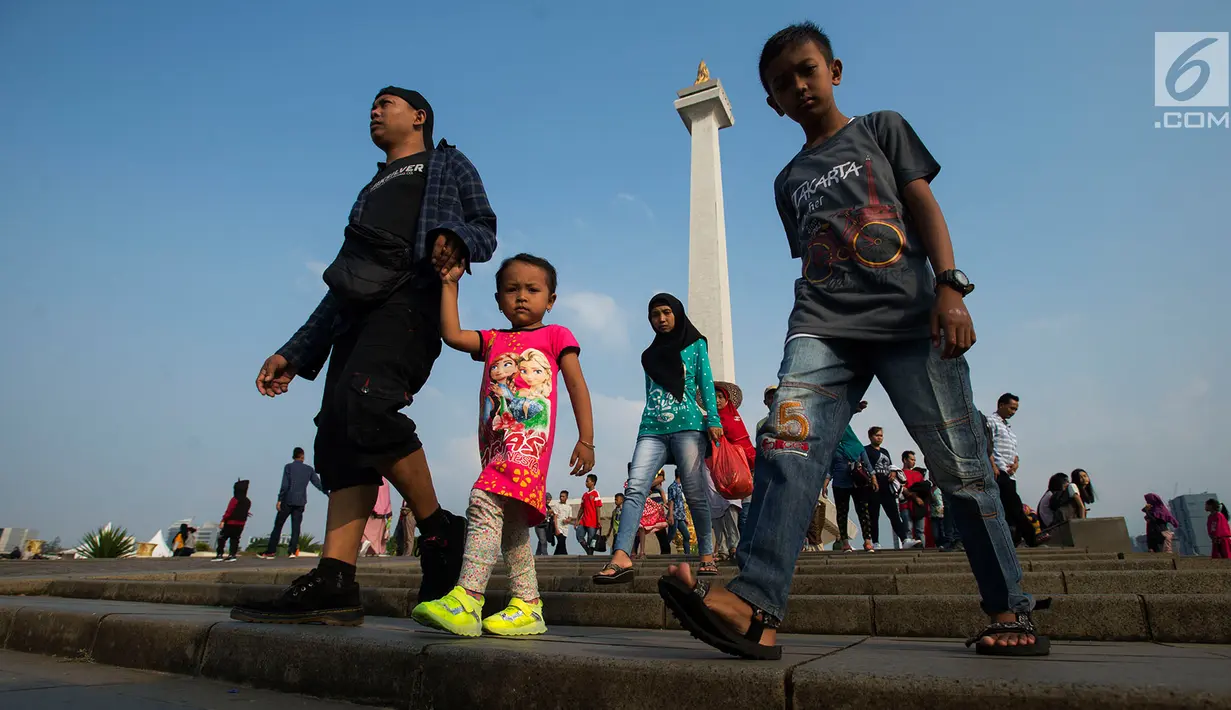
[638,339,722,436]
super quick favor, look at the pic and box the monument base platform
[1051,517,1133,554]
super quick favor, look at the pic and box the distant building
[0,528,38,555]
[1169,493,1220,556]
[195,523,219,548]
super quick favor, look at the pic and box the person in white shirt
[549,491,572,555]
[986,393,1037,546]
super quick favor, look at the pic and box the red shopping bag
[707,438,753,500]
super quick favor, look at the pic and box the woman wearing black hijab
[593,294,723,584]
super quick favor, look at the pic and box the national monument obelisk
[675,61,736,383]
[675,64,853,543]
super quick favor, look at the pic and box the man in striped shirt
[987,393,1036,545]
[987,393,1019,476]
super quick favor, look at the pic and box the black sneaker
[418,509,465,603]
[230,568,364,626]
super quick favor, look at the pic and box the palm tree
[78,526,135,559]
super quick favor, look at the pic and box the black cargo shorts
[313,284,442,492]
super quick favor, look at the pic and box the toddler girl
[412,253,594,637]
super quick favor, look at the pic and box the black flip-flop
[658,575,782,661]
[965,600,1051,657]
[592,563,635,585]
[696,561,720,577]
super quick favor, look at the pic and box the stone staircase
[9,549,1228,642]
[1,549,1229,708]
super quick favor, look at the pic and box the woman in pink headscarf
[362,480,394,556]
[1143,493,1178,553]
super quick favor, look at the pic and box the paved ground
[0,649,383,709]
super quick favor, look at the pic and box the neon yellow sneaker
[410,586,483,637]
[482,597,547,637]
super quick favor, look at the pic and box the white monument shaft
[674,77,736,383]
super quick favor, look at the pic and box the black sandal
[658,575,782,660]
[592,563,635,585]
[965,599,1052,656]
[697,561,720,576]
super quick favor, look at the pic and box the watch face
[951,270,970,287]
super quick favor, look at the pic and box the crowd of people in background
[226,330,1227,569]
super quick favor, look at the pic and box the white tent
[146,530,173,558]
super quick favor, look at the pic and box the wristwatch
[935,269,974,296]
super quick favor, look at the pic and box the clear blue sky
[1,2,1227,550]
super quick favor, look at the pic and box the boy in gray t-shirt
[658,21,1048,661]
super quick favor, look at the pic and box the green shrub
[297,534,322,553]
[78,526,135,559]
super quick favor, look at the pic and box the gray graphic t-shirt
[774,111,941,340]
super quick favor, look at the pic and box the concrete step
[18,561,1231,597]
[8,577,1230,642]
[158,554,1223,583]
[125,567,1231,596]
[0,595,1228,709]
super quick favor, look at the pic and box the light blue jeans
[901,507,925,540]
[667,518,691,555]
[613,431,714,557]
[730,337,1031,621]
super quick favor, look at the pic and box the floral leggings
[834,486,874,543]
[457,489,540,601]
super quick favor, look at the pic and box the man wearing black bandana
[233,87,497,626]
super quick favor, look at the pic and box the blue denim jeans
[730,337,1030,621]
[534,525,551,555]
[901,508,925,540]
[613,432,714,557]
[942,492,962,545]
[667,518,691,555]
[932,516,948,548]
[574,525,599,555]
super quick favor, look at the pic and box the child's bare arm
[439,269,481,355]
[559,351,595,476]
[902,179,974,360]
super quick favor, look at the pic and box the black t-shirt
[325,150,432,301]
[864,445,893,479]
[351,150,431,240]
